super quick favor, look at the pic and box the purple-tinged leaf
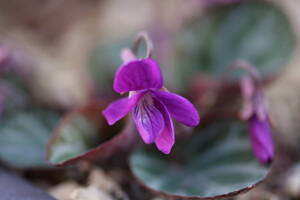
[47,100,137,166]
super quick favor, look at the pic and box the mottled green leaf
[47,101,131,166]
[175,1,294,88]
[48,115,99,164]
[0,109,60,168]
[130,121,270,199]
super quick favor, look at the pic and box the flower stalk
[131,31,153,59]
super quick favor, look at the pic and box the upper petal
[153,97,175,154]
[152,91,200,127]
[132,93,164,144]
[248,116,274,164]
[102,92,144,125]
[113,59,163,93]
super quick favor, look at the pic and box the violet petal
[249,116,274,164]
[113,59,163,93]
[152,91,200,127]
[132,93,164,144]
[153,97,174,154]
[102,92,145,125]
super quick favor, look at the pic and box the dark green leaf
[175,1,294,88]
[0,109,60,168]
[130,121,270,199]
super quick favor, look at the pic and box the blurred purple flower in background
[103,48,200,154]
[240,75,274,164]
[0,45,32,79]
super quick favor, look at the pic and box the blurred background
[0,0,300,199]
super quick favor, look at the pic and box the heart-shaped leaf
[130,121,271,199]
[47,100,136,166]
[0,109,60,168]
[175,1,294,88]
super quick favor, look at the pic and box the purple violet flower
[240,75,274,164]
[102,40,200,154]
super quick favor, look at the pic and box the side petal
[132,94,164,144]
[248,116,274,164]
[113,59,163,93]
[152,91,200,127]
[153,98,174,154]
[102,92,144,125]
